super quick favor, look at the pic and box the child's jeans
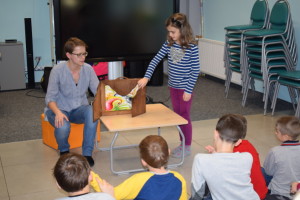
[261,167,273,186]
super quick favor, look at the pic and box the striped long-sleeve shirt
[145,41,200,94]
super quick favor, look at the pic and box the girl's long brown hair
[165,13,196,48]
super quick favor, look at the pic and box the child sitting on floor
[91,135,188,200]
[53,153,115,200]
[262,116,300,200]
[205,114,267,199]
[190,114,260,200]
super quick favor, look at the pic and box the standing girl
[138,13,200,158]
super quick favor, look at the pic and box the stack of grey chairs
[224,0,270,98]
[241,0,297,115]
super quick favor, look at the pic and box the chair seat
[278,78,300,88]
[248,58,287,67]
[230,66,241,73]
[247,51,286,59]
[228,40,242,46]
[277,71,300,80]
[249,72,278,80]
[269,68,287,74]
[244,36,284,44]
[229,54,240,60]
[246,44,284,52]
[228,47,241,54]
[230,60,241,67]
[249,66,261,73]
[226,33,242,38]
[225,24,263,31]
[244,29,284,37]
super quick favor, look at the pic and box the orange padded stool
[41,113,100,149]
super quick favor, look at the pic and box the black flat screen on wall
[53,0,178,62]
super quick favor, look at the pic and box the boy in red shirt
[232,114,268,199]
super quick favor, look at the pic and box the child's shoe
[171,143,183,156]
[171,145,191,158]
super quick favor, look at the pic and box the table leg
[168,125,185,168]
[96,131,140,175]
[95,125,185,175]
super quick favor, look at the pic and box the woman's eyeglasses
[71,52,88,57]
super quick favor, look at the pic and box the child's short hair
[276,116,300,140]
[64,37,88,54]
[216,114,246,143]
[139,135,169,168]
[53,153,90,193]
[232,114,247,139]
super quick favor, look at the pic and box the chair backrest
[251,0,270,28]
[269,0,297,65]
[269,0,289,31]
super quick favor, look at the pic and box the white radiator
[198,38,241,85]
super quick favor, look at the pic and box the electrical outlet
[35,56,41,62]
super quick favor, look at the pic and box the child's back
[264,141,300,198]
[263,116,300,199]
[191,114,260,200]
[91,135,187,200]
[192,152,259,200]
[114,170,186,200]
[53,153,115,200]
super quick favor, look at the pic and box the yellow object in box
[41,113,100,149]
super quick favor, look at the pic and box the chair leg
[242,76,252,107]
[225,70,232,98]
[295,89,300,118]
[287,87,297,111]
[264,81,275,115]
[271,82,280,116]
[264,82,271,115]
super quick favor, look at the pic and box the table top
[100,104,188,132]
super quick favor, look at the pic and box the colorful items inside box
[105,85,139,111]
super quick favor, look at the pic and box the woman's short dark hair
[64,37,88,54]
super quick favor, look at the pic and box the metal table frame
[95,104,187,175]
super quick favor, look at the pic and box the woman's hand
[55,111,69,128]
[138,78,149,89]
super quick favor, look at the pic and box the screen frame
[52,0,179,63]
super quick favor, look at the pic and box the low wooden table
[96,103,188,175]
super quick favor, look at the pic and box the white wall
[180,0,202,36]
[0,0,52,83]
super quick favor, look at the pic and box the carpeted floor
[0,75,293,144]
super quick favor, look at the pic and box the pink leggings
[170,87,193,145]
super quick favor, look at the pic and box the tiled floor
[0,113,284,200]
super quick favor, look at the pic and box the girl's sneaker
[171,144,183,156]
[171,145,191,158]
